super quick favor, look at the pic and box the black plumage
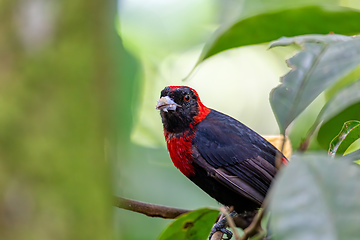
[157,86,286,215]
[190,109,280,213]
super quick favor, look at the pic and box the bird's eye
[184,94,190,103]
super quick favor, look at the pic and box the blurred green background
[1,0,360,240]
[117,0,360,239]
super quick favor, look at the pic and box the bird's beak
[156,96,181,112]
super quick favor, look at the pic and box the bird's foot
[209,217,232,240]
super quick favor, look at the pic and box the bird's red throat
[166,131,196,176]
[164,104,210,177]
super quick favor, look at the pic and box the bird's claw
[209,218,233,240]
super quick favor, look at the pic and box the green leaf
[198,5,360,62]
[270,35,360,133]
[304,80,360,142]
[240,0,339,17]
[329,120,360,156]
[325,66,360,101]
[317,102,360,149]
[269,154,360,240]
[343,149,360,163]
[270,34,353,47]
[316,80,360,128]
[157,208,219,240]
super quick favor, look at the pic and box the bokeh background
[1,0,360,240]
[116,0,360,239]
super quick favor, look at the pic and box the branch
[114,196,189,219]
[115,196,254,230]
[240,198,269,240]
[220,207,240,240]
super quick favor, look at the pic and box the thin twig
[299,135,311,152]
[240,202,267,240]
[220,207,240,240]
[114,196,189,219]
[298,121,319,152]
[115,196,255,229]
[275,134,287,169]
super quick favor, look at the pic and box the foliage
[329,120,360,156]
[197,5,360,64]
[310,80,360,148]
[269,155,360,240]
[270,35,360,133]
[156,2,360,240]
[158,208,219,240]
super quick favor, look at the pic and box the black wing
[192,110,280,205]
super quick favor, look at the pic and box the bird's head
[156,86,210,133]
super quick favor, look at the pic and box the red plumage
[165,130,195,176]
[156,86,287,214]
[162,87,211,176]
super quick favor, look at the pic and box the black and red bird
[156,86,287,233]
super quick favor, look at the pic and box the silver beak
[156,96,181,112]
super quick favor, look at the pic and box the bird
[156,86,287,238]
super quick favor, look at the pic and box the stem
[114,196,189,219]
[240,200,268,240]
[220,207,240,240]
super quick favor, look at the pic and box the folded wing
[192,110,280,205]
